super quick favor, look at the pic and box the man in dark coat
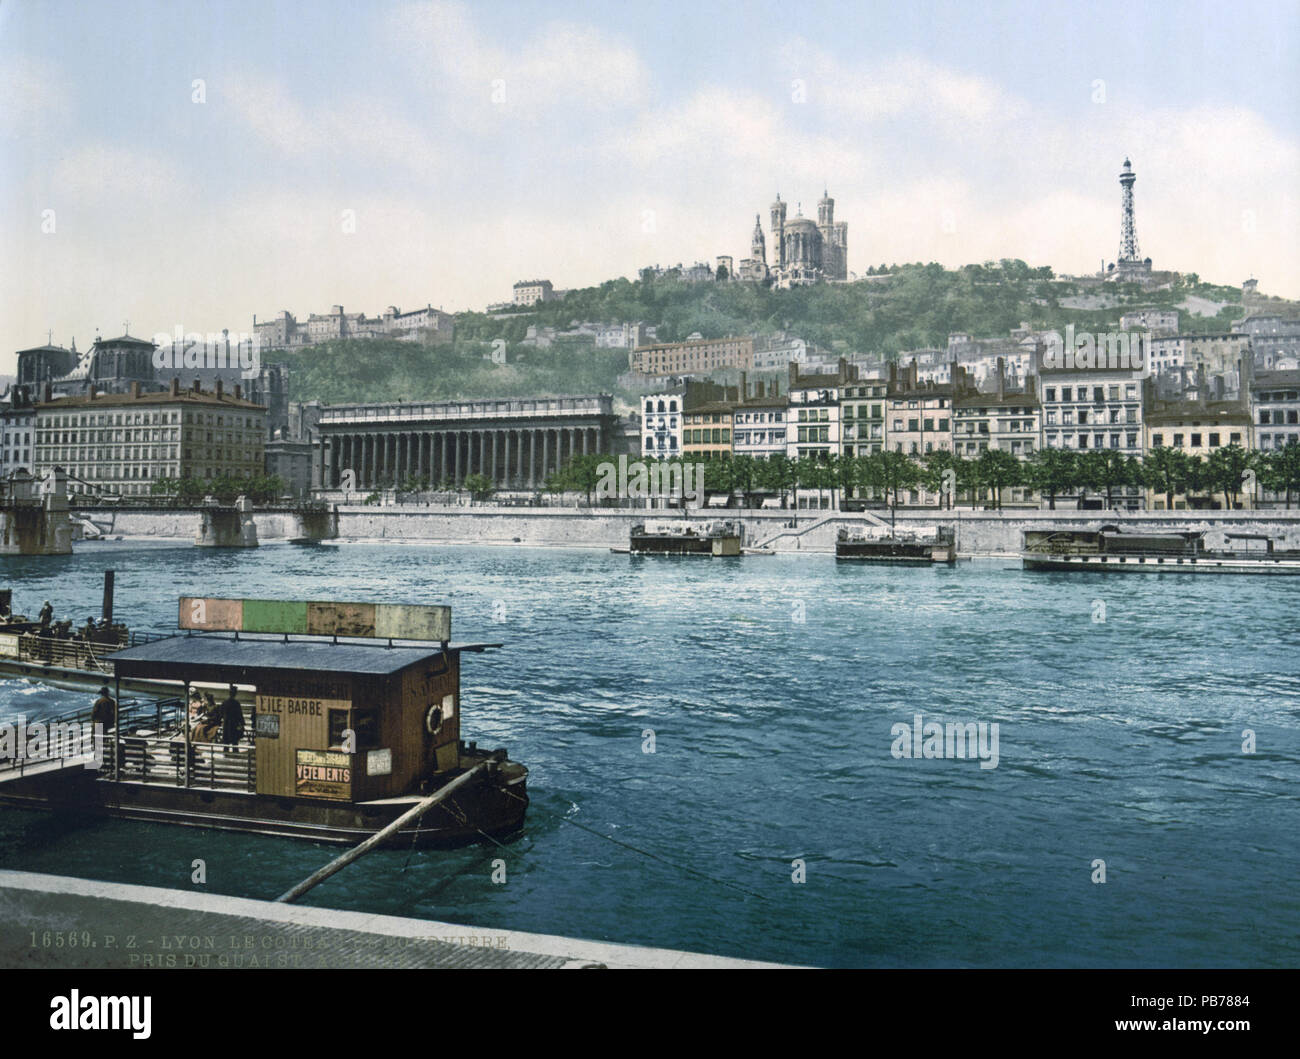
[91,687,115,733]
[219,685,245,745]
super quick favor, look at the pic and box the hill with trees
[270,262,1250,404]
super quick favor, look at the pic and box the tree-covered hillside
[271,261,1250,404]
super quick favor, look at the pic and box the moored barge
[0,595,528,847]
[1022,525,1300,574]
[835,525,957,564]
[628,519,743,556]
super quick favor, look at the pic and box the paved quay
[0,870,789,969]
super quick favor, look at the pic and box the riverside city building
[33,379,267,497]
[318,395,618,491]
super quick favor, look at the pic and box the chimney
[130,381,140,399]
[170,377,180,396]
[1197,363,1208,409]
[192,379,201,392]
[997,357,1005,401]
[89,384,98,400]
[42,382,51,403]
[215,378,224,398]
[234,383,242,401]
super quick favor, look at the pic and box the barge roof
[107,635,500,682]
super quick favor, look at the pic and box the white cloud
[386,1,648,122]
[222,74,444,178]
[0,56,69,137]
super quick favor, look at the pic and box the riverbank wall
[73,504,1300,557]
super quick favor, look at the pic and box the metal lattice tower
[1118,158,1140,262]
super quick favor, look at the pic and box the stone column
[491,431,500,487]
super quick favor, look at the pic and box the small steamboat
[835,525,957,565]
[0,595,528,847]
[627,519,743,557]
[1022,525,1300,574]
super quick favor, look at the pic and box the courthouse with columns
[317,394,619,490]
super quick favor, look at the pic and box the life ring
[425,705,444,736]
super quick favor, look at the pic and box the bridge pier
[290,505,339,542]
[196,495,259,548]
[0,470,73,555]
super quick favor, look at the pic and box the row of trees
[542,443,1300,511]
[150,475,288,504]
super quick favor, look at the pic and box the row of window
[1044,434,1140,449]
[1044,385,1139,402]
[892,418,952,433]
[1150,432,1243,448]
[40,411,260,428]
[1045,409,1138,425]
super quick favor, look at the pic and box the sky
[1,0,1298,371]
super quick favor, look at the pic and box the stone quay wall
[73,503,1300,557]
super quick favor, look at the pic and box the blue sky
[2,0,1297,369]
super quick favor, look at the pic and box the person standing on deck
[219,685,245,745]
[91,686,115,733]
[38,600,53,627]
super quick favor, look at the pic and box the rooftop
[108,634,499,682]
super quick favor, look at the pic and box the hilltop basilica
[737,190,848,287]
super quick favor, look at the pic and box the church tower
[770,193,787,270]
[817,188,834,230]
[751,214,767,267]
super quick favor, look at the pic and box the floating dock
[0,870,790,969]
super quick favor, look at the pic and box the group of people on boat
[188,685,246,745]
[84,684,246,747]
[0,596,125,644]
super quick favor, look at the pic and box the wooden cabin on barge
[0,597,528,847]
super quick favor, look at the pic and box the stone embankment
[72,502,1300,557]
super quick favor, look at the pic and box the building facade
[318,395,616,491]
[628,336,754,379]
[512,280,555,306]
[839,378,888,457]
[33,379,267,497]
[1251,369,1300,452]
[253,304,454,351]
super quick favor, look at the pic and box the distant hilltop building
[640,263,714,284]
[739,190,848,287]
[253,303,454,351]
[513,280,556,306]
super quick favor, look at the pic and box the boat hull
[0,754,528,848]
[836,541,956,564]
[1022,553,1300,574]
[629,534,742,556]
